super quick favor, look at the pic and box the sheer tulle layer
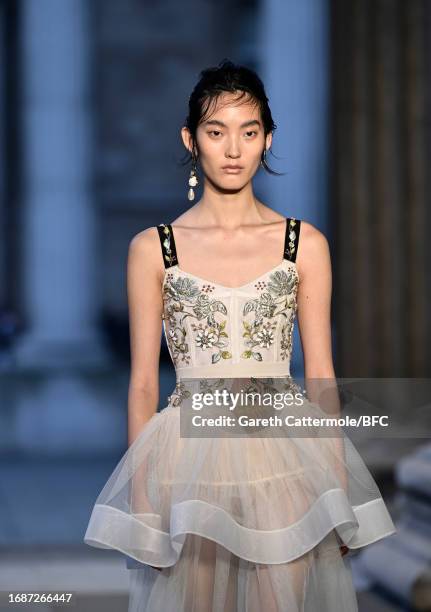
[127,530,359,612]
[84,401,396,568]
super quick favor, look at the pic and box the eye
[208,130,222,137]
[245,130,258,138]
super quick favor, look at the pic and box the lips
[222,166,244,170]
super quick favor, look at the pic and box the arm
[126,228,166,570]
[296,223,350,556]
[127,227,165,447]
[296,223,348,491]
[296,222,335,382]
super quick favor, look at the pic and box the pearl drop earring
[188,152,199,201]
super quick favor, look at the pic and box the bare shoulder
[170,206,201,227]
[128,226,164,282]
[129,226,161,258]
[259,204,286,223]
[297,220,331,276]
[298,220,329,254]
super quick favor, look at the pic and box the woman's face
[182,92,272,192]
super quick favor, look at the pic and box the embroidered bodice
[157,218,301,390]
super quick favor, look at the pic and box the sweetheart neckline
[162,259,298,292]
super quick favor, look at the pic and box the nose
[225,136,241,159]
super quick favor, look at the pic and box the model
[84,59,396,611]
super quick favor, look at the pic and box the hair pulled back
[181,58,283,176]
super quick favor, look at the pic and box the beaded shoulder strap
[157,223,178,268]
[283,217,301,263]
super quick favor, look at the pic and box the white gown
[84,217,396,611]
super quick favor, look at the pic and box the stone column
[0,3,6,311]
[14,0,108,368]
[258,0,330,374]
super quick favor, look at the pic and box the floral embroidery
[242,376,305,399]
[199,377,229,394]
[167,378,241,407]
[195,327,218,349]
[163,275,232,366]
[167,380,192,407]
[201,284,215,294]
[158,218,301,370]
[280,319,294,360]
[158,223,178,267]
[241,268,298,362]
[284,217,298,261]
[166,376,306,408]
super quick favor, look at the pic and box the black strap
[283,217,301,263]
[157,223,178,268]
[158,219,300,268]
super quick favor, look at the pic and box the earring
[188,152,199,201]
[260,149,267,168]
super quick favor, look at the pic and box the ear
[181,126,194,154]
[265,131,273,151]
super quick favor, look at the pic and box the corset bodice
[158,218,301,382]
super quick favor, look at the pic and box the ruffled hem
[84,487,396,568]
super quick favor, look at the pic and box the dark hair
[180,58,284,176]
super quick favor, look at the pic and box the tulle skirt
[127,530,358,611]
[84,380,396,611]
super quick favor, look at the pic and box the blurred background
[0,0,430,610]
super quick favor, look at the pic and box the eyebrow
[204,119,261,129]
